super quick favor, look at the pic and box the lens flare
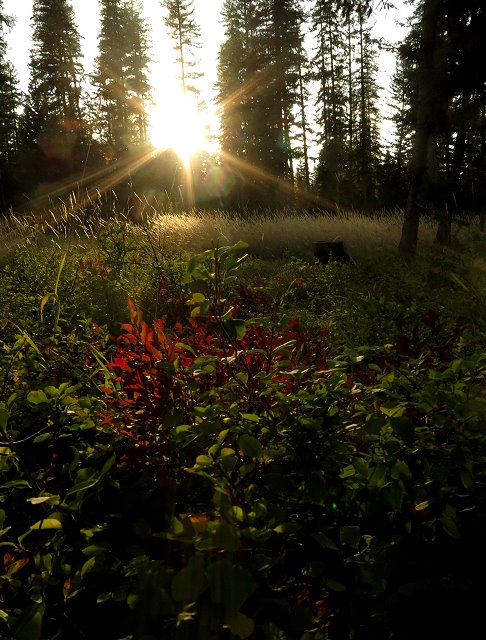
[148,93,212,166]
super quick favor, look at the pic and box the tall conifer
[20,0,85,178]
[161,0,202,98]
[0,4,19,207]
[94,0,152,156]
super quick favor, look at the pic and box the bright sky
[3,0,409,157]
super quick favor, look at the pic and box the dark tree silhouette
[19,0,85,184]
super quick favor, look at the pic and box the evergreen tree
[265,0,305,183]
[0,5,19,208]
[94,0,129,157]
[125,1,152,144]
[161,0,202,98]
[94,0,152,157]
[217,0,305,203]
[389,47,415,177]
[311,0,349,205]
[295,60,311,190]
[216,0,273,201]
[312,1,380,209]
[353,1,380,209]
[20,0,85,180]
[398,0,486,254]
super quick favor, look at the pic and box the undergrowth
[0,210,485,639]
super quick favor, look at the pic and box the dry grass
[0,202,477,262]
[147,209,438,258]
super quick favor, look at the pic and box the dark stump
[312,240,352,265]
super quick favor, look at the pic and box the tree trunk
[399,0,442,257]
[347,17,354,182]
[435,112,467,245]
[298,63,310,190]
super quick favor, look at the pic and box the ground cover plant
[0,208,486,639]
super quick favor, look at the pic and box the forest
[0,1,486,639]
[0,1,484,252]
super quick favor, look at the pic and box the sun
[148,92,213,165]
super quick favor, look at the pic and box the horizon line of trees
[0,0,485,254]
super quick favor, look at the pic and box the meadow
[0,205,485,640]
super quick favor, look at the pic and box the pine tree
[161,0,202,98]
[94,0,129,156]
[389,47,415,176]
[216,0,273,200]
[295,60,311,190]
[397,0,486,253]
[94,0,152,157]
[353,1,380,209]
[217,0,305,204]
[125,1,152,144]
[20,0,85,179]
[0,4,20,208]
[311,0,349,205]
[265,0,305,182]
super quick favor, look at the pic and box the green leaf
[40,293,52,322]
[30,518,62,531]
[33,433,52,444]
[312,531,340,551]
[175,342,196,356]
[305,471,327,504]
[112,588,126,602]
[0,407,9,433]
[325,578,347,592]
[224,318,246,340]
[27,495,60,506]
[369,462,387,488]
[221,307,235,322]
[449,271,469,292]
[391,460,412,481]
[238,434,262,458]
[172,555,207,602]
[81,556,96,578]
[274,522,301,534]
[188,293,206,305]
[441,515,460,539]
[228,240,249,252]
[206,559,257,611]
[340,525,361,549]
[382,482,404,511]
[54,252,67,296]
[229,612,255,639]
[27,390,49,406]
[66,477,99,496]
[263,623,285,640]
[97,592,111,604]
[236,372,249,386]
[339,464,356,479]
[241,413,260,423]
[460,469,473,490]
[414,500,430,512]
[15,602,45,640]
[213,522,240,552]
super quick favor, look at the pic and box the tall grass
[148,208,439,257]
[0,201,450,262]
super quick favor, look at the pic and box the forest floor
[0,207,485,640]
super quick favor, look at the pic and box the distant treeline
[0,1,485,252]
